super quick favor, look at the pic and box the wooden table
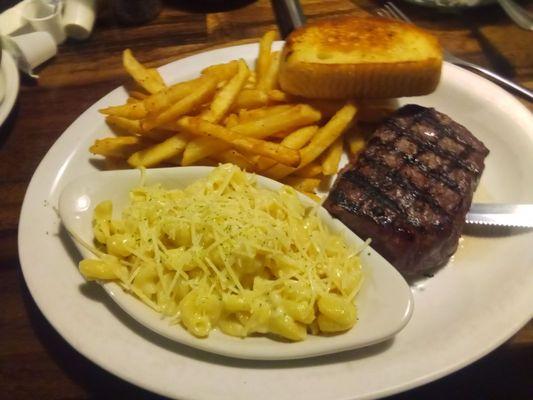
[1,0,532,398]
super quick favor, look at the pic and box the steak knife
[466,204,533,228]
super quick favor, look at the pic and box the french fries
[105,115,144,135]
[345,131,366,159]
[201,59,250,123]
[90,136,148,158]
[178,117,301,167]
[128,133,189,167]
[212,149,255,170]
[180,105,321,166]
[141,77,218,131]
[299,103,357,168]
[257,51,280,92]
[294,163,322,178]
[92,32,387,198]
[321,138,344,175]
[144,77,208,115]
[264,104,356,180]
[201,60,239,81]
[237,104,293,122]
[256,31,277,85]
[129,90,148,100]
[100,102,147,120]
[232,89,270,110]
[123,49,165,94]
[282,177,321,192]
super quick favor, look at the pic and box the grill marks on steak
[324,105,489,276]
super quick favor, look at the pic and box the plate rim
[18,42,533,400]
[0,50,20,126]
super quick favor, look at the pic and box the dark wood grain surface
[1,0,532,399]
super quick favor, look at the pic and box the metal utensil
[466,203,533,227]
[497,0,533,31]
[377,2,533,102]
[271,0,306,38]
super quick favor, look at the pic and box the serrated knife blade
[466,204,533,228]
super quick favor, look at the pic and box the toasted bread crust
[278,16,442,99]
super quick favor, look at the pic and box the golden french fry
[141,77,217,131]
[180,105,321,165]
[321,138,344,175]
[294,163,322,178]
[254,125,319,172]
[212,149,255,171]
[224,113,240,128]
[261,125,319,178]
[127,97,140,104]
[232,89,269,110]
[264,105,355,180]
[123,49,165,94]
[234,105,321,139]
[267,89,293,103]
[178,117,300,167]
[144,77,207,115]
[262,163,291,180]
[90,136,147,158]
[299,103,357,168]
[100,78,207,120]
[243,71,257,89]
[267,130,296,139]
[106,115,143,135]
[129,91,148,100]
[256,31,277,85]
[181,137,225,166]
[100,102,147,119]
[148,69,165,87]
[140,129,177,142]
[345,129,367,160]
[201,60,239,81]
[250,155,276,171]
[238,104,293,123]
[127,133,189,167]
[257,51,280,92]
[282,177,321,192]
[201,59,250,123]
[278,125,318,149]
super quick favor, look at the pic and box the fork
[377,2,533,102]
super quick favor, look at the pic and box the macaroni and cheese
[80,164,363,341]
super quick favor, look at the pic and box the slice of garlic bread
[278,16,442,99]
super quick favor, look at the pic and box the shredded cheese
[79,164,364,341]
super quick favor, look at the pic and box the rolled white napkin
[1,31,57,78]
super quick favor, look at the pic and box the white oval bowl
[58,166,413,360]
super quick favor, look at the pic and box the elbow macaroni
[80,164,363,341]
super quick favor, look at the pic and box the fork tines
[377,2,413,24]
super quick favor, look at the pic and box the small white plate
[19,42,533,400]
[58,166,413,360]
[0,50,20,127]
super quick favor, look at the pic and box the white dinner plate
[19,42,533,399]
[0,50,20,127]
[58,166,413,360]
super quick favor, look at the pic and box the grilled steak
[324,104,489,276]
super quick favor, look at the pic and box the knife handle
[271,0,306,38]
